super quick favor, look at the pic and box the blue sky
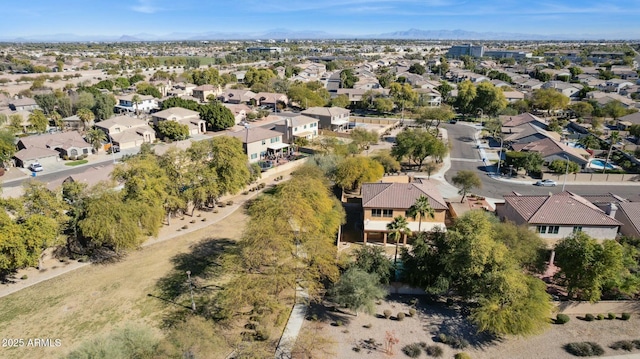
[2,0,640,38]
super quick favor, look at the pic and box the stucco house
[496,191,621,245]
[222,103,252,125]
[115,94,158,114]
[272,114,319,143]
[615,202,640,238]
[94,115,156,149]
[254,92,288,108]
[9,97,39,112]
[152,107,206,135]
[218,89,257,104]
[361,180,448,245]
[192,84,221,102]
[301,107,350,131]
[15,131,92,167]
[228,127,288,163]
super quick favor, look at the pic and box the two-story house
[95,115,156,149]
[228,127,288,163]
[152,107,206,135]
[272,114,319,143]
[115,94,158,114]
[361,181,448,245]
[301,107,350,131]
[192,84,221,102]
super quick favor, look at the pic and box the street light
[186,270,196,311]
[562,155,570,192]
[495,136,504,176]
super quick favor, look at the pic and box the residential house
[601,79,634,94]
[503,123,559,144]
[15,131,92,167]
[615,202,640,238]
[0,109,32,133]
[415,88,442,107]
[272,114,319,143]
[353,77,381,90]
[192,84,221,102]
[9,97,39,112]
[228,127,288,163]
[541,81,582,99]
[222,103,252,125]
[617,112,640,130]
[94,115,156,149]
[361,181,448,244]
[152,107,206,135]
[335,88,390,107]
[511,137,590,167]
[587,92,638,109]
[301,106,350,131]
[496,191,621,244]
[502,90,526,103]
[115,94,158,114]
[61,114,93,131]
[218,89,257,104]
[500,113,548,132]
[254,92,288,108]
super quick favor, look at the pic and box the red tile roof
[362,182,448,210]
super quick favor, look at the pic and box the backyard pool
[588,159,617,170]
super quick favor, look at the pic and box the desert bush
[621,313,631,321]
[397,312,405,321]
[597,314,604,320]
[201,218,206,222]
[556,314,570,324]
[409,308,416,317]
[363,323,372,329]
[450,336,469,349]
[585,314,595,321]
[190,220,196,224]
[254,327,269,341]
[335,320,343,326]
[20,275,28,280]
[353,346,361,352]
[227,200,234,206]
[383,309,392,319]
[608,313,616,320]
[454,353,471,359]
[218,202,226,208]
[437,333,448,344]
[425,345,444,357]
[633,340,640,349]
[610,340,634,351]
[243,191,249,195]
[564,342,605,357]
[182,225,188,230]
[402,343,422,358]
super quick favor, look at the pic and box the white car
[28,163,43,172]
[535,179,557,187]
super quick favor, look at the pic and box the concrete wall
[351,116,400,125]
[544,172,640,183]
[261,156,309,178]
[556,300,640,315]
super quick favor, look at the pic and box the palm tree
[577,135,600,151]
[76,108,95,132]
[85,128,107,153]
[131,94,141,118]
[602,131,621,174]
[386,215,411,271]
[407,195,435,232]
[51,111,63,131]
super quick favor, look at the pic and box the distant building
[447,44,484,58]
[246,47,282,54]
[484,50,532,60]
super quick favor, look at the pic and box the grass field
[0,208,248,359]
[156,56,219,66]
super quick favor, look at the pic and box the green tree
[350,128,379,151]
[569,102,594,119]
[473,82,507,117]
[372,150,401,174]
[408,63,426,75]
[436,81,454,104]
[93,93,116,121]
[0,129,16,166]
[407,195,435,232]
[334,156,384,191]
[34,93,58,115]
[454,80,477,116]
[603,101,628,121]
[330,94,350,108]
[8,114,24,134]
[530,88,570,116]
[417,105,455,130]
[629,124,640,143]
[85,128,107,152]
[245,68,276,89]
[131,94,141,117]
[76,108,95,131]
[157,120,190,141]
[387,215,411,267]
[339,69,359,89]
[374,97,394,113]
[452,170,482,202]
[330,268,387,316]
[578,135,601,150]
[199,102,235,131]
[28,110,48,133]
[389,82,418,117]
[391,128,446,171]
[493,221,546,272]
[287,81,330,109]
[350,245,393,284]
[548,159,581,174]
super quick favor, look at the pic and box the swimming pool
[589,159,616,170]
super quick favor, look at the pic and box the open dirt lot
[0,207,248,359]
[299,295,640,359]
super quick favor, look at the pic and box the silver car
[535,179,557,187]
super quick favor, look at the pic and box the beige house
[615,202,640,239]
[301,106,350,131]
[192,84,221,102]
[228,127,288,163]
[272,114,319,143]
[218,89,257,104]
[152,107,206,135]
[361,180,448,244]
[222,103,252,124]
[254,92,288,108]
[95,115,156,149]
[15,131,92,167]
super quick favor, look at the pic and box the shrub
[454,353,471,359]
[556,314,570,324]
[353,347,361,352]
[437,333,448,344]
[633,340,640,349]
[425,345,444,357]
[213,209,219,214]
[20,275,28,280]
[335,320,343,326]
[621,313,631,321]
[608,313,616,320]
[402,343,422,358]
[226,200,234,205]
[190,220,196,224]
[564,342,605,357]
[397,312,405,321]
[597,314,604,320]
[585,314,595,321]
[182,225,188,230]
[363,323,372,329]
[383,309,392,319]
[450,336,469,349]
[409,308,417,317]
[218,202,227,208]
[610,340,634,351]
[243,191,249,195]
[254,327,269,341]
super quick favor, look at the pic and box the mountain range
[3,28,638,42]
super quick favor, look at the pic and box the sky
[2,0,640,39]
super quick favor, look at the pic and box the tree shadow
[305,301,354,327]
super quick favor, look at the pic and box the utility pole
[186,270,196,311]
[496,135,504,176]
[562,155,569,192]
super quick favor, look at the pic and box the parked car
[449,119,458,124]
[107,145,120,154]
[28,162,43,172]
[535,179,557,187]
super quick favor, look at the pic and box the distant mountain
[1,28,638,42]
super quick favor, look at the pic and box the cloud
[131,0,161,14]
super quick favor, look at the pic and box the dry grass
[0,208,248,359]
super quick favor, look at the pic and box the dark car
[107,145,120,154]
[449,119,458,124]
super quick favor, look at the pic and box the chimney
[606,203,618,219]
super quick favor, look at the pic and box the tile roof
[511,137,589,164]
[19,131,91,151]
[618,202,640,235]
[152,107,199,120]
[13,147,60,161]
[96,115,148,130]
[228,127,282,143]
[502,113,545,128]
[302,106,350,117]
[503,191,621,226]
[362,182,448,210]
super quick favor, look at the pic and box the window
[573,226,582,233]
[294,127,298,131]
[250,153,257,159]
[382,209,393,218]
[304,125,307,129]
[83,148,89,154]
[262,140,266,145]
[536,226,547,234]
[371,209,382,217]
[549,226,560,234]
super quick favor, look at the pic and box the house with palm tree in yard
[361,179,447,244]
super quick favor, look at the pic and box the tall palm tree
[131,94,141,118]
[407,195,435,232]
[577,135,600,151]
[85,128,107,153]
[386,215,412,270]
[603,131,621,174]
[51,111,63,131]
[76,108,95,132]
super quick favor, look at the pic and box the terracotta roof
[13,147,60,161]
[618,202,640,235]
[502,113,545,127]
[362,182,448,210]
[503,192,621,226]
[511,137,589,164]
